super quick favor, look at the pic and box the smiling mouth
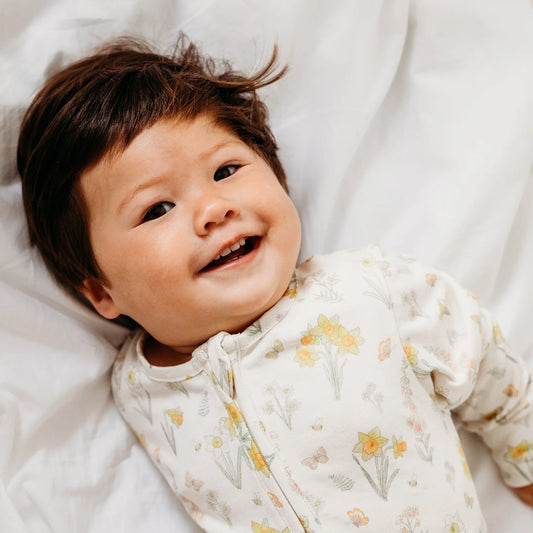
[200,236,260,272]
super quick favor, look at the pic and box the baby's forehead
[79,114,244,189]
[99,112,239,159]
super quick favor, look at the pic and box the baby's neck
[143,335,193,367]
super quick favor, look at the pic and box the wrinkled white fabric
[1,1,532,531]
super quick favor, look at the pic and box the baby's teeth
[214,238,247,261]
[228,238,247,253]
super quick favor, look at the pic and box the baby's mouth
[200,236,260,272]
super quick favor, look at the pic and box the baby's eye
[142,201,174,222]
[214,164,240,182]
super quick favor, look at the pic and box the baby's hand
[513,484,533,507]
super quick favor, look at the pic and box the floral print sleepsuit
[112,246,533,532]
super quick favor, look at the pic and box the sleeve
[380,248,533,488]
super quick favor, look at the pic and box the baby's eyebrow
[199,140,242,159]
[116,176,168,215]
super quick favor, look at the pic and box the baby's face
[80,115,301,355]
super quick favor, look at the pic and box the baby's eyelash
[142,201,175,222]
[214,164,240,182]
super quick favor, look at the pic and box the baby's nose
[193,195,239,234]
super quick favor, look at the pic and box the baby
[17,38,533,532]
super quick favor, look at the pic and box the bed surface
[1,1,532,531]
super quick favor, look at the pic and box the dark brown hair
[17,36,287,300]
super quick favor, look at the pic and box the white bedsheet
[1,1,532,531]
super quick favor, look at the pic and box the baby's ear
[80,280,121,320]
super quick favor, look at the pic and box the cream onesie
[112,246,533,532]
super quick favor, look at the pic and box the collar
[134,272,298,382]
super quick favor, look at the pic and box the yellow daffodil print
[225,402,244,427]
[248,440,270,477]
[309,314,340,341]
[353,428,388,461]
[211,435,224,449]
[298,314,365,399]
[503,441,533,482]
[294,346,320,367]
[162,407,184,455]
[392,436,407,459]
[210,404,276,489]
[505,440,531,463]
[352,427,402,500]
[300,332,319,347]
[335,324,365,355]
[402,339,418,365]
[205,426,242,488]
[251,518,290,533]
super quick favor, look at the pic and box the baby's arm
[381,249,533,504]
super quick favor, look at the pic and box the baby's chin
[174,312,262,349]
